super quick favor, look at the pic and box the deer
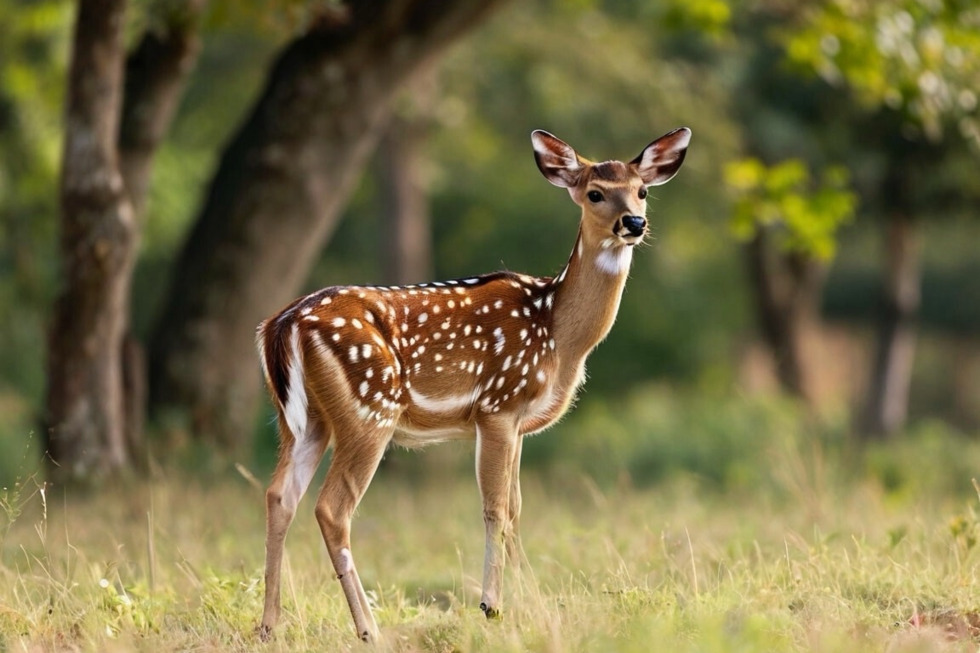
[255,127,691,642]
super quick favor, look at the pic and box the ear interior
[531,130,583,188]
[630,127,691,186]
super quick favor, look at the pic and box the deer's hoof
[257,624,274,642]
[480,602,501,620]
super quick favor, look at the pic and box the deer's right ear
[531,130,583,188]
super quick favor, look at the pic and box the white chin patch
[595,246,634,275]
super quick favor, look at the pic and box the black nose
[622,215,647,237]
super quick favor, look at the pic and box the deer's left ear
[631,127,691,186]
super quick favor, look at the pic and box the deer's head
[531,128,691,249]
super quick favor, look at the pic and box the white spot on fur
[337,547,353,575]
[493,328,505,354]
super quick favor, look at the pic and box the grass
[2,411,980,651]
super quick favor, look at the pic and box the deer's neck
[550,229,632,382]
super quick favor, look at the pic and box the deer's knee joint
[483,507,507,527]
[314,502,338,529]
[266,487,296,519]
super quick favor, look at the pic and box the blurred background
[2,0,979,488]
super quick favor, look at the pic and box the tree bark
[147,0,509,449]
[119,1,204,216]
[862,215,920,439]
[117,1,204,460]
[43,0,203,483]
[378,101,435,285]
[744,228,825,402]
[44,0,134,482]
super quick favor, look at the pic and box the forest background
[3,0,980,650]
[2,0,979,483]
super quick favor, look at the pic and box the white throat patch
[595,246,634,275]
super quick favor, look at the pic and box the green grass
[2,407,980,651]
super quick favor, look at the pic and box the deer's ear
[531,130,584,188]
[631,127,691,186]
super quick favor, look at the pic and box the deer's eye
[638,187,648,200]
[587,190,604,203]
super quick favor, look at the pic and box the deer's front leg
[475,416,519,618]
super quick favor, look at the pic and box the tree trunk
[378,107,435,285]
[862,215,920,439]
[43,0,202,483]
[119,1,204,216]
[147,0,509,450]
[117,2,204,459]
[744,228,825,403]
[44,0,135,482]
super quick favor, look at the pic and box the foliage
[780,0,980,146]
[0,0,979,469]
[0,0,71,399]
[319,0,746,395]
[724,157,857,260]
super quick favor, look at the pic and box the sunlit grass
[2,424,980,651]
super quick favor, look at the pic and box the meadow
[2,391,980,652]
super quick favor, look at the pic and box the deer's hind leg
[261,419,330,639]
[313,421,392,643]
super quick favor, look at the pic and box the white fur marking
[408,387,480,414]
[595,246,634,275]
[283,325,309,441]
[493,328,506,354]
[337,547,353,575]
[284,426,321,511]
